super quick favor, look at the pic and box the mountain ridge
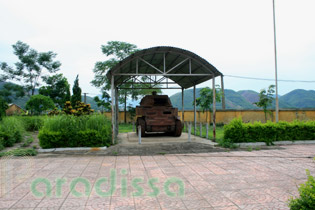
[169,88,315,110]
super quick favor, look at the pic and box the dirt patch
[37,141,285,157]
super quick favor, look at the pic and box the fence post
[206,123,209,139]
[132,121,135,132]
[188,122,191,142]
[138,125,141,144]
[200,122,202,137]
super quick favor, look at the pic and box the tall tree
[0,41,61,95]
[39,74,71,108]
[195,86,222,124]
[0,97,8,120]
[91,41,161,123]
[26,94,55,115]
[0,83,25,103]
[254,85,275,122]
[71,75,81,107]
[94,91,111,113]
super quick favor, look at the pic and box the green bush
[0,117,25,147]
[288,169,315,210]
[0,131,12,147]
[26,94,55,115]
[0,97,8,120]
[223,118,315,144]
[38,114,111,148]
[0,142,4,151]
[38,130,64,148]
[217,138,238,149]
[18,116,45,131]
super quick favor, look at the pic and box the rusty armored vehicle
[136,92,182,137]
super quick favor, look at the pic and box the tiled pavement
[0,144,314,210]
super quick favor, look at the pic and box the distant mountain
[238,90,259,104]
[83,95,99,110]
[280,89,315,108]
[2,81,315,110]
[170,88,257,110]
[170,88,315,110]
[238,90,292,109]
[224,89,256,109]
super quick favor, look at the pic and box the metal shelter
[106,46,225,143]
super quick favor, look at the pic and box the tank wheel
[174,120,182,137]
[136,118,146,137]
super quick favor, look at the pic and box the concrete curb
[38,146,107,153]
[236,140,315,147]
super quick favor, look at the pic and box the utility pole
[83,93,88,104]
[272,0,279,122]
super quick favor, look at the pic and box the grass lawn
[119,123,134,133]
[183,123,224,141]
[118,122,224,141]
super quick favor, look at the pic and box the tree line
[0,41,82,116]
[0,40,274,122]
[0,41,160,120]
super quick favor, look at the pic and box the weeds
[0,117,25,147]
[21,137,34,147]
[38,114,112,148]
[0,148,37,157]
[247,146,253,152]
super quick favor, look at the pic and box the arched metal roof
[106,46,223,89]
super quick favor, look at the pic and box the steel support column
[111,75,115,144]
[115,87,119,137]
[193,85,196,135]
[182,87,184,122]
[212,76,216,141]
[221,75,225,110]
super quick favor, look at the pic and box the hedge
[224,118,315,144]
[38,115,112,148]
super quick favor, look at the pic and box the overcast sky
[1,0,314,97]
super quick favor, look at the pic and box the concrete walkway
[0,144,314,210]
[120,132,218,146]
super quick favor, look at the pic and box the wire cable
[225,75,315,83]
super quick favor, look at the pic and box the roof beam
[139,57,163,74]
[113,73,211,76]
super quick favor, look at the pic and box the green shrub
[0,131,13,147]
[288,169,315,210]
[18,116,45,131]
[223,118,315,144]
[223,118,245,143]
[217,138,238,149]
[26,94,55,115]
[0,117,25,146]
[38,114,111,148]
[38,130,64,148]
[77,130,104,147]
[63,101,94,116]
[0,97,8,120]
